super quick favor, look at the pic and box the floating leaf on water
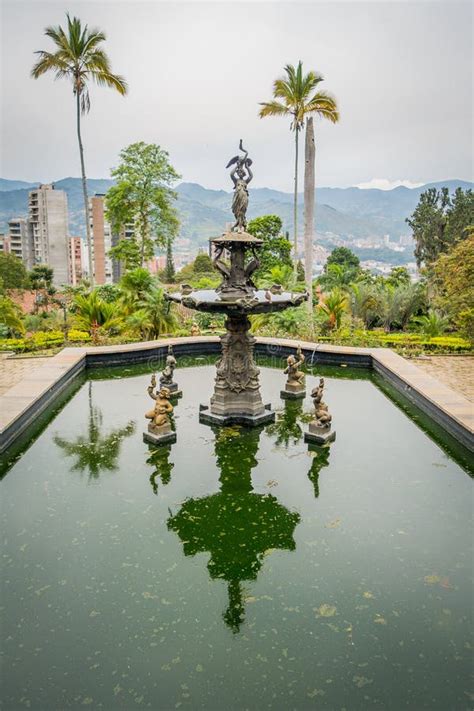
[374,615,387,625]
[314,604,337,618]
[325,518,341,529]
[424,575,441,585]
[363,591,374,599]
[353,676,373,688]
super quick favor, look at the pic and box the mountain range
[0,177,471,252]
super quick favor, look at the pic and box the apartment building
[8,218,33,269]
[68,236,83,286]
[28,184,69,286]
[0,234,10,254]
[89,194,113,284]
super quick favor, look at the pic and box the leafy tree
[32,13,127,285]
[432,233,474,341]
[0,253,28,289]
[108,236,142,273]
[106,142,180,265]
[380,284,425,332]
[406,187,473,268]
[29,265,55,312]
[386,266,411,287]
[326,246,360,271]
[193,253,214,273]
[0,296,25,335]
[164,236,175,283]
[29,265,54,291]
[259,61,339,275]
[247,215,292,279]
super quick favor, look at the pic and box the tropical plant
[414,309,449,339]
[258,264,296,291]
[72,290,124,337]
[106,142,180,266]
[32,13,127,285]
[318,288,347,330]
[349,282,382,328]
[380,284,425,332]
[259,61,339,281]
[132,286,177,339]
[0,296,25,336]
[118,267,155,311]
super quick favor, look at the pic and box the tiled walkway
[0,355,50,396]
[414,356,474,403]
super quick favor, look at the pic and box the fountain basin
[167,288,307,314]
[0,357,472,710]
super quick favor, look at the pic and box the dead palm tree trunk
[76,89,94,286]
[304,117,315,313]
[293,126,299,279]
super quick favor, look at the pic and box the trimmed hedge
[0,330,65,353]
[315,330,471,353]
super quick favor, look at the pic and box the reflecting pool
[1,360,473,710]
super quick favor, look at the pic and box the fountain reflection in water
[167,425,300,632]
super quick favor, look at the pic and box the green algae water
[1,361,473,710]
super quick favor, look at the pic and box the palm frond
[258,100,290,118]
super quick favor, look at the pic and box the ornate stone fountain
[167,141,307,426]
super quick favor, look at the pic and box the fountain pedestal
[304,422,336,445]
[199,314,274,426]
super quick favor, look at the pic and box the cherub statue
[160,346,176,387]
[226,140,253,231]
[311,378,332,429]
[311,378,325,405]
[284,345,305,386]
[145,375,174,430]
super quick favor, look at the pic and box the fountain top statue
[167,141,307,313]
[226,140,253,232]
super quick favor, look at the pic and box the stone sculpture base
[202,313,275,427]
[199,403,274,427]
[143,423,177,446]
[304,422,336,445]
[160,381,182,399]
[281,382,306,400]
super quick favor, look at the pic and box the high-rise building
[89,194,113,284]
[8,218,33,269]
[68,236,83,286]
[28,184,70,286]
[0,233,10,254]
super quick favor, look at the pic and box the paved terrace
[0,339,473,454]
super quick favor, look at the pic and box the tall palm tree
[31,14,127,286]
[259,62,339,280]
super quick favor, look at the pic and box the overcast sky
[1,0,472,190]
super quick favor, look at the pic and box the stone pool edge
[0,337,472,454]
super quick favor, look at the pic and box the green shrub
[0,330,65,353]
[67,329,91,343]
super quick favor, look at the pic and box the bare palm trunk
[76,91,94,287]
[293,127,299,279]
[304,117,315,314]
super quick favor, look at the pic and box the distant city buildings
[7,218,33,269]
[28,184,70,285]
[68,236,83,286]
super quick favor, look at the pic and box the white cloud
[356,178,425,191]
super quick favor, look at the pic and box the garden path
[414,355,474,402]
